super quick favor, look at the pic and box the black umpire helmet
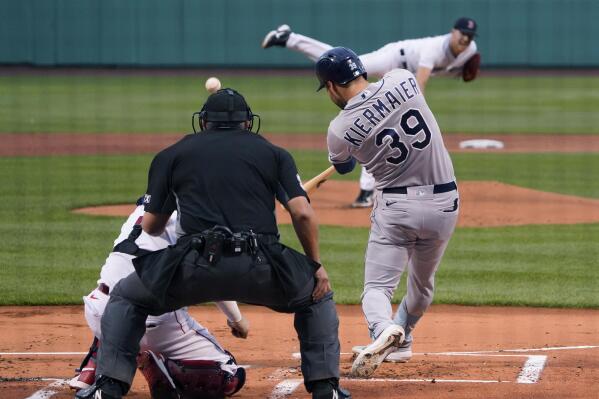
[315,47,367,91]
[192,88,260,133]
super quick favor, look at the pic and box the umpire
[76,88,350,399]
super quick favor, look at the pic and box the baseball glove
[462,52,481,82]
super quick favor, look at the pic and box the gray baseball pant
[362,187,459,339]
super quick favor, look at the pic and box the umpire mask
[192,88,261,134]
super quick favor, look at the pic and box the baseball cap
[454,17,478,37]
[202,88,251,122]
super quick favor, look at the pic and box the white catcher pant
[361,187,458,339]
[84,253,236,373]
[286,33,406,78]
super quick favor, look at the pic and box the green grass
[1,151,598,306]
[2,73,599,134]
[279,223,599,307]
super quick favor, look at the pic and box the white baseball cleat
[261,24,292,48]
[351,189,373,208]
[352,340,412,363]
[350,324,405,378]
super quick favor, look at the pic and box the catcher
[263,17,481,207]
[70,197,247,398]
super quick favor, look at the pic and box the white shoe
[352,340,412,363]
[351,190,373,208]
[350,324,404,378]
[261,24,291,48]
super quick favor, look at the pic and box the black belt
[382,181,457,195]
[400,48,407,69]
[188,227,278,265]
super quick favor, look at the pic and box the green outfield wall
[1,0,597,67]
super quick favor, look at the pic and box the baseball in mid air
[205,77,222,93]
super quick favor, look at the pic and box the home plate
[459,139,504,149]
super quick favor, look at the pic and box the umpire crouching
[76,89,350,399]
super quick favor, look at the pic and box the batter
[315,47,459,377]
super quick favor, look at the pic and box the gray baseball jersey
[327,68,455,189]
[326,68,459,347]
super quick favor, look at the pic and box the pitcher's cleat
[262,24,291,48]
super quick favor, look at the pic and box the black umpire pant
[96,243,340,392]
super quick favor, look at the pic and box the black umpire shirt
[143,129,306,236]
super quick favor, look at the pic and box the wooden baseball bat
[302,165,336,194]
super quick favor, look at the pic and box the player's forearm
[215,301,242,322]
[287,197,320,262]
[415,67,431,94]
[141,212,171,236]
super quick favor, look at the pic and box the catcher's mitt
[462,52,481,82]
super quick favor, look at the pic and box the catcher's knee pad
[137,350,246,399]
[137,351,179,399]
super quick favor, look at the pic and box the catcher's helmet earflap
[192,88,261,134]
[315,47,367,91]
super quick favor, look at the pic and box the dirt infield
[1,305,598,399]
[2,133,599,157]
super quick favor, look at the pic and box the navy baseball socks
[393,297,422,356]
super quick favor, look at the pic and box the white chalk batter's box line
[4,345,597,399]
[3,343,596,358]
[291,344,599,385]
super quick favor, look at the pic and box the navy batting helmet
[315,47,367,91]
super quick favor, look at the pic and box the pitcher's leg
[286,33,334,61]
[358,42,403,78]
[294,293,340,391]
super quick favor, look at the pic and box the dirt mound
[73,180,599,228]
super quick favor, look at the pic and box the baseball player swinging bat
[279,165,336,209]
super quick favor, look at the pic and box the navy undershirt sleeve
[333,158,356,174]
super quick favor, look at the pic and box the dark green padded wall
[1,0,597,67]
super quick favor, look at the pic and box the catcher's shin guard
[69,336,99,390]
[137,351,179,399]
[137,350,246,399]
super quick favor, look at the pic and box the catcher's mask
[192,88,261,134]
